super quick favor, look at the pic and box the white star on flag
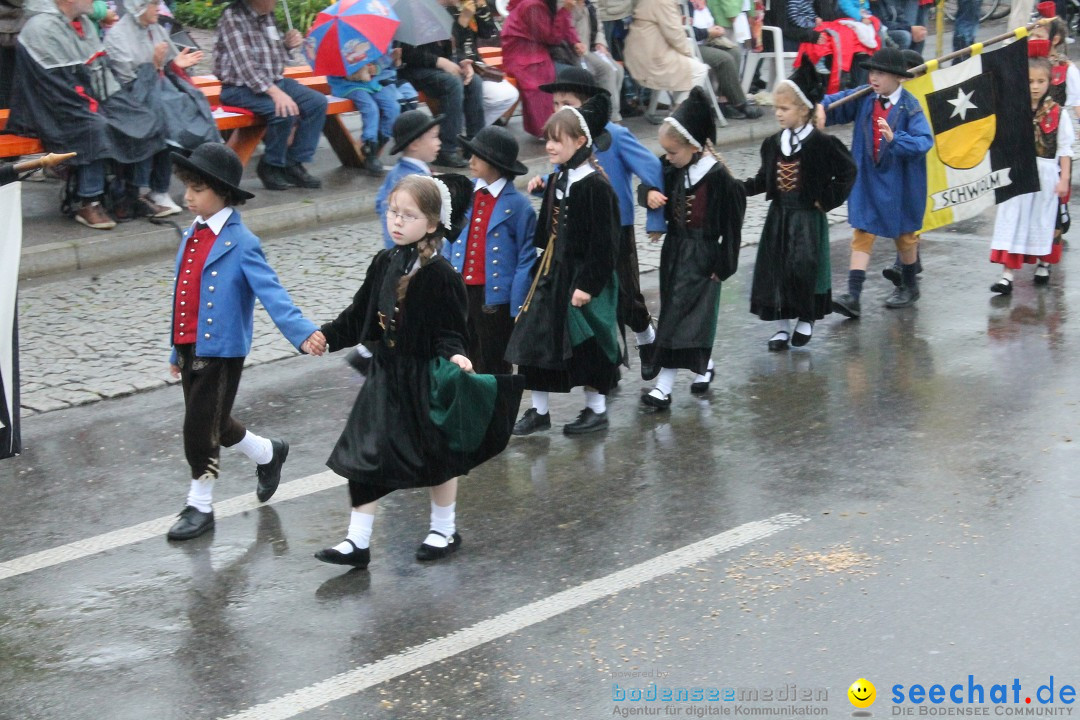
[948,88,978,121]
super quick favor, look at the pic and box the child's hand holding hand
[646,190,667,209]
[527,175,546,194]
[571,289,592,306]
[302,330,327,356]
[450,354,474,372]
[648,231,664,243]
[170,363,181,379]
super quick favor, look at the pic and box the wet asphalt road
[2,208,1079,720]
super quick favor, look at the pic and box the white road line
[0,471,344,581]
[219,513,809,720]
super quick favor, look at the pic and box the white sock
[693,359,714,385]
[531,391,550,415]
[654,367,677,396]
[424,501,456,548]
[186,477,214,513]
[794,320,813,337]
[635,326,656,346]
[775,319,791,335]
[1034,263,1050,276]
[333,509,374,552]
[584,389,606,413]
[235,430,273,465]
[354,343,373,357]
[1002,269,1015,281]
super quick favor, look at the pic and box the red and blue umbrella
[304,0,400,77]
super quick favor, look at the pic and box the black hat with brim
[171,142,255,200]
[860,47,915,78]
[390,110,446,155]
[458,126,529,177]
[539,66,610,98]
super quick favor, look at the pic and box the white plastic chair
[741,25,797,92]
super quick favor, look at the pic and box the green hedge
[172,0,334,32]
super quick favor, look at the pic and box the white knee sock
[794,320,813,337]
[531,391,550,415]
[334,509,374,553]
[774,319,791,335]
[1002,269,1015,281]
[424,501,456,548]
[693,359,714,384]
[235,431,273,465]
[186,476,214,513]
[654,367,677,396]
[635,326,656,346]
[584,389,606,413]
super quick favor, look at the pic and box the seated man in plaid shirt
[214,0,327,191]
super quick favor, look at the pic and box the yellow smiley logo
[848,678,876,709]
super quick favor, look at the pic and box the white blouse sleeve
[1055,106,1075,159]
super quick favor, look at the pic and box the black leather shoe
[885,285,920,308]
[433,150,469,168]
[563,408,609,435]
[512,408,551,436]
[345,347,372,375]
[640,390,671,409]
[690,368,714,394]
[832,293,861,318]
[256,439,289,502]
[416,531,461,561]
[882,263,903,287]
[315,539,371,568]
[767,331,790,352]
[361,141,386,176]
[257,157,295,191]
[990,278,1013,295]
[790,322,813,347]
[1034,267,1051,285]
[284,162,322,189]
[167,505,215,541]
[638,342,659,381]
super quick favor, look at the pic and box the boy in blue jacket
[444,126,538,374]
[530,68,667,378]
[817,47,933,316]
[165,143,326,542]
[375,110,444,248]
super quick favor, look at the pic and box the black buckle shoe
[885,285,920,308]
[767,331,790,352]
[990,278,1013,295]
[257,157,296,191]
[832,292,861,318]
[512,408,551,436]
[690,368,714,394]
[638,341,659,381]
[167,505,215,541]
[790,322,813,347]
[416,531,461,561]
[256,439,289,502]
[315,539,371,568]
[285,162,322,189]
[563,408,609,435]
[640,390,671,409]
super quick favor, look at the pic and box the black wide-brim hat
[390,110,446,155]
[171,142,255,200]
[458,126,529,177]
[539,66,609,98]
[860,47,915,78]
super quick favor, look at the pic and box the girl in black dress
[639,87,746,409]
[505,92,623,436]
[744,64,856,351]
[314,174,524,569]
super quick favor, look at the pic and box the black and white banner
[1,182,21,460]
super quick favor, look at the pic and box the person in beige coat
[623,0,708,106]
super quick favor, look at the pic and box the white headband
[421,176,453,230]
[662,117,703,150]
[777,79,814,109]
[564,107,593,148]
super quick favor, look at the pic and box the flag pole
[825,18,1051,111]
[280,0,294,31]
[12,152,76,174]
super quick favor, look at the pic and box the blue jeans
[78,161,106,199]
[953,0,980,52]
[348,84,400,143]
[133,150,173,193]
[398,66,484,153]
[220,77,328,167]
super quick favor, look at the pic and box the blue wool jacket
[597,122,666,233]
[168,210,317,362]
[376,158,429,248]
[442,179,538,316]
[824,86,934,238]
